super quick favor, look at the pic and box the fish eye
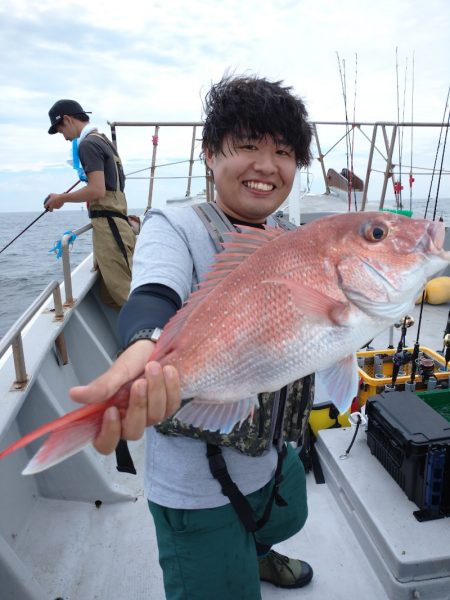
[363,222,389,242]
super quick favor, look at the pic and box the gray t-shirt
[131,206,278,509]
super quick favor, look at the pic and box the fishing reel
[392,349,413,368]
[394,315,415,331]
[416,356,436,382]
[443,333,450,368]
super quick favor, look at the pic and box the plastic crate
[366,391,450,520]
[417,388,450,423]
[357,346,450,405]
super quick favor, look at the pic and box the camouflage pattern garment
[156,374,315,456]
[154,201,316,457]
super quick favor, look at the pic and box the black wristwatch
[127,327,163,347]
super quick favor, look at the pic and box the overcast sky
[1,0,449,213]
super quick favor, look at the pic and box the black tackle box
[366,391,450,520]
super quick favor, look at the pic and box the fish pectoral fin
[316,354,359,414]
[262,278,350,325]
[174,397,259,434]
[22,413,104,475]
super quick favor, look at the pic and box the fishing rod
[0,180,81,255]
[409,52,415,213]
[401,89,450,389]
[424,85,450,220]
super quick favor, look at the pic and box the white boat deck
[7,435,390,600]
[1,255,450,599]
[9,423,450,600]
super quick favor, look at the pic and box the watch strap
[127,327,163,347]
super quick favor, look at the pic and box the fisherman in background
[70,75,315,599]
[46,99,135,309]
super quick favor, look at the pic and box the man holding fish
[64,73,450,598]
[74,75,316,597]
[4,74,448,598]
[0,71,450,600]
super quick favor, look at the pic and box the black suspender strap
[89,209,129,221]
[256,444,288,530]
[115,438,137,474]
[206,443,288,533]
[206,443,258,532]
[89,209,131,269]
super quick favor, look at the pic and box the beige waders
[88,134,136,309]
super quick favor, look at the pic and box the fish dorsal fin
[152,225,287,360]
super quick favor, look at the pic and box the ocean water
[0,210,94,339]
[1,198,449,341]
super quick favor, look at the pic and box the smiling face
[204,135,297,223]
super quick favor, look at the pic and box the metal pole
[109,123,118,150]
[185,125,197,198]
[53,286,65,320]
[147,125,160,210]
[312,124,330,194]
[361,124,378,210]
[379,125,398,209]
[12,335,27,387]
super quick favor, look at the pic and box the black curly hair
[202,74,312,168]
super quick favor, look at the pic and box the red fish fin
[22,410,105,475]
[151,226,287,360]
[0,400,109,464]
[173,397,259,434]
[262,278,350,325]
[317,355,359,414]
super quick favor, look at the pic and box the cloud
[0,0,449,212]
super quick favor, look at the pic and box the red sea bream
[1,211,449,474]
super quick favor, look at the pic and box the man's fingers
[122,379,148,440]
[163,365,181,418]
[70,356,137,405]
[145,361,169,425]
[93,406,122,454]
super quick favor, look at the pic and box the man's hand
[44,193,65,211]
[69,340,180,455]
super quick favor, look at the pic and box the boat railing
[0,281,64,388]
[0,222,93,389]
[108,120,449,212]
[108,121,214,210]
[61,223,93,305]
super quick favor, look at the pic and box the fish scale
[1,211,449,474]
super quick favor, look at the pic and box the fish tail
[22,411,105,475]
[0,400,110,471]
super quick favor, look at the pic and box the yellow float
[416,276,450,305]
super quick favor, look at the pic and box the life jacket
[156,202,315,456]
[157,202,315,531]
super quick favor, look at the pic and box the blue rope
[48,230,77,259]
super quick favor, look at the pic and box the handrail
[61,223,93,305]
[0,222,94,387]
[0,281,64,387]
[109,119,450,211]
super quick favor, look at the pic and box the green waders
[148,444,307,600]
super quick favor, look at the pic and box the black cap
[48,99,91,134]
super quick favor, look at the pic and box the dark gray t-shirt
[78,133,125,192]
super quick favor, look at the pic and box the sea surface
[0,210,95,339]
[1,198,449,340]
